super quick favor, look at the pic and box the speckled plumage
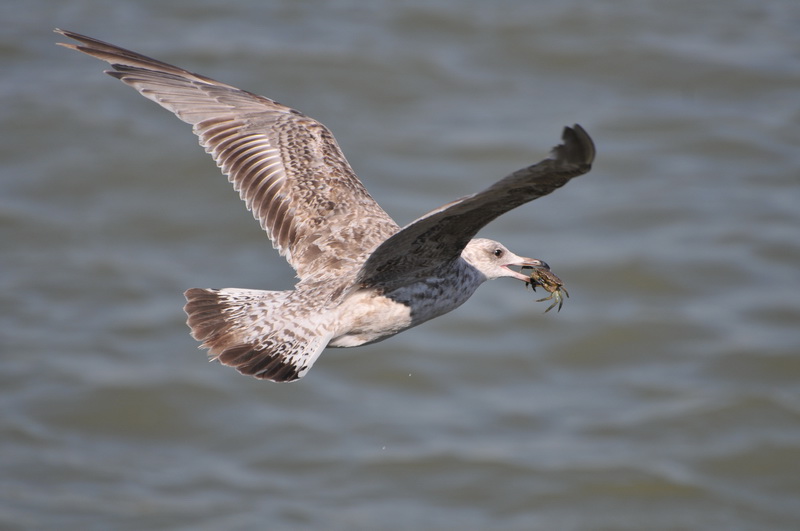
[58,30,595,382]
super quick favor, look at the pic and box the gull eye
[493,248,504,258]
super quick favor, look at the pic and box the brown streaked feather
[56,29,399,282]
[184,287,332,382]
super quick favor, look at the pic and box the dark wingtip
[553,124,596,172]
[54,28,88,47]
[54,29,77,50]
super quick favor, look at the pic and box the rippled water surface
[2,0,800,529]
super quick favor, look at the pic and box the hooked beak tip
[520,258,550,271]
[505,258,549,282]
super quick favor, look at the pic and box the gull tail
[184,288,331,382]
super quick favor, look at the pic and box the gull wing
[56,30,399,283]
[356,125,595,287]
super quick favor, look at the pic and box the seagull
[57,29,595,382]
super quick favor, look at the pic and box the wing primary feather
[357,124,595,287]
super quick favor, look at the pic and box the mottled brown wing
[357,125,595,287]
[57,30,399,282]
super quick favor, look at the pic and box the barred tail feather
[184,288,330,382]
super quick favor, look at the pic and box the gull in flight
[57,29,595,382]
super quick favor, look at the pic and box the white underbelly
[327,290,414,347]
[326,272,482,348]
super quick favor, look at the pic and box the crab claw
[537,287,569,313]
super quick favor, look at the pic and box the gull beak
[505,257,550,282]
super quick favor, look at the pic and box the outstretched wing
[56,29,399,283]
[357,125,595,286]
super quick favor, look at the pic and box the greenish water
[2,0,799,529]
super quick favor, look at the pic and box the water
[2,0,799,529]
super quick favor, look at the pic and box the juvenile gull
[57,30,596,382]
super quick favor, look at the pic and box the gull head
[461,238,549,281]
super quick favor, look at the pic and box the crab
[521,266,569,313]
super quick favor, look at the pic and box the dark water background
[2,0,799,529]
